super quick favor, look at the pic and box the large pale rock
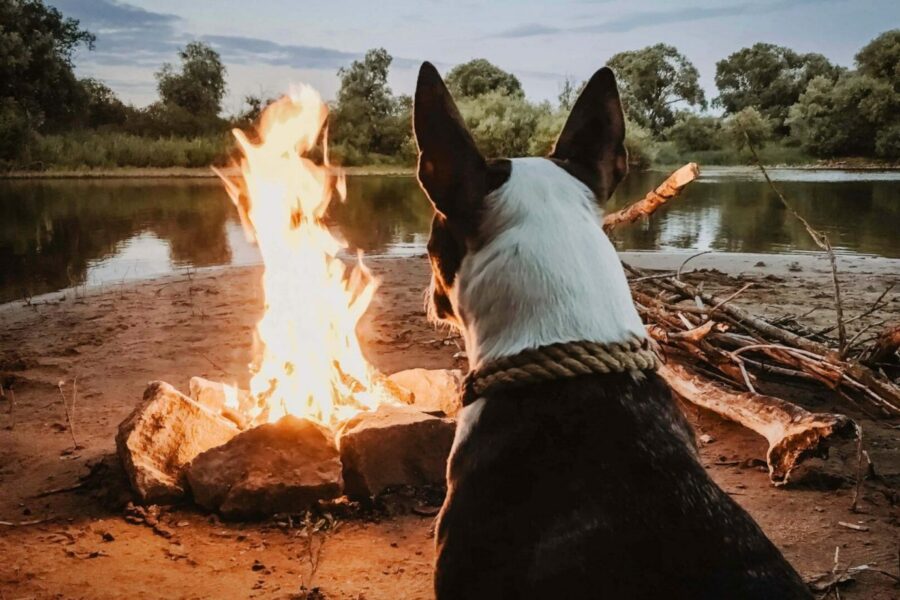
[387,368,463,417]
[337,405,456,497]
[186,416,343,519]
[116,381,239,503]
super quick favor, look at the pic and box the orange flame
[216,85,390,427]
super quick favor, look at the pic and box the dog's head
[414,62,639,366]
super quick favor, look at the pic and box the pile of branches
[604,163,900,486]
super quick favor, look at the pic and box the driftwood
[605,163,900,485]
[603,163,699,232]
[659,363,856,485]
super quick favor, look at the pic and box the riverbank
[0,164,417,179]
[0,254,897,599]
[4,161,900,179]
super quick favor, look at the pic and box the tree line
[1,0,897,170]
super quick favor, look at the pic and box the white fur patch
[451,157,646,369]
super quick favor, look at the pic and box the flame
[216,85,390,427]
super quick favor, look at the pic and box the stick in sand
[56,380,79,450]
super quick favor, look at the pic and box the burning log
[602,162,699,232]
[186,415,343,519]
[116,381,239,503]
[337,405,455,497]
[658,363,857,485]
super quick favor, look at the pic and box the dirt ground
[0,255,898,599]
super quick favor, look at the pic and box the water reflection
[1,169,898,303]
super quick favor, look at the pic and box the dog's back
[436,372,810,599]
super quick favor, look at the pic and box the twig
[836,521,869,532]
[32,482,85,498]
[676,250,713,280]
[850,423,864,513]
[744,132,847,354]
[0,518,51,527]
[709,283,754,316]
[812,283,894,338]
[200,353,228,375]
[56,380,79,450]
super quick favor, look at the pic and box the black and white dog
[413,62,812,599]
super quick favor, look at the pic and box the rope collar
[461,337,660,407]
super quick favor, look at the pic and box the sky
[51,0,900,115]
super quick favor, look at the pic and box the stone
[116,381,239,504]
[186,415,343,519]
[337,404,456,498]
[387,368,463,417]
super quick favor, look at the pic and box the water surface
[1,168,898,303]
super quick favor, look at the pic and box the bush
[723,107,773,152]
[665,113,724,152]
[457,90,544,157]
[0,98,32,163]
[788,73,899,157]
[875,124,900,159]
[17,132,229,170]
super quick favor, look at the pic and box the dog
[412,61,812,599]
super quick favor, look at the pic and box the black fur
[436,373,812,599]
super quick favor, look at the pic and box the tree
[723,107,773,152]
[445,59,523,99]
[787,73,900,157]
[156,42,227,116]
[714,43,842,131]
[456,90,544,157]
[557,77,585,111]
[855,29,900,89]
[666,113,724,152]
[330,48,411,164]
[0,0,95,137]
[81,78,127,128]
[607,44,706,135]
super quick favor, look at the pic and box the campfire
[116,86,460,518]
[215,85,396,427]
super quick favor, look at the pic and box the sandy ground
[0,254,898,599]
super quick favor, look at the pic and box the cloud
[495,23,561,38]
[52,0,416,71]
[493,0,837,39]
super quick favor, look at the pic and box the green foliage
[874,124,900,159]
[787,73,900,157]
[723,107,773,152]
[446,59,523,99]
[0,0,95,131]
[557,78,583,112]
[156,42,227,116]
[665,113,724,152]
[714,43,842,130]
[330,48,411,165]
[855,29,900,88]
[14,132,229,170]
[457,91,545,157]
[81,78,127,128]
[623,121,658,169]
[0,97,31,161]
[607,44,706,135]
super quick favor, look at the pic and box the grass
[8,132,232,171]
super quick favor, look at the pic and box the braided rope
[462,337,660,405]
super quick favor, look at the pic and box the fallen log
[658,363,857,485]
[603,163,699,232]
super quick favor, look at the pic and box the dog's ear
[549,67,627,200]
[414,62,486,221]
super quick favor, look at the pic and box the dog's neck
[452,157,646,370]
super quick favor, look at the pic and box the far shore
[2,161,900,179]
